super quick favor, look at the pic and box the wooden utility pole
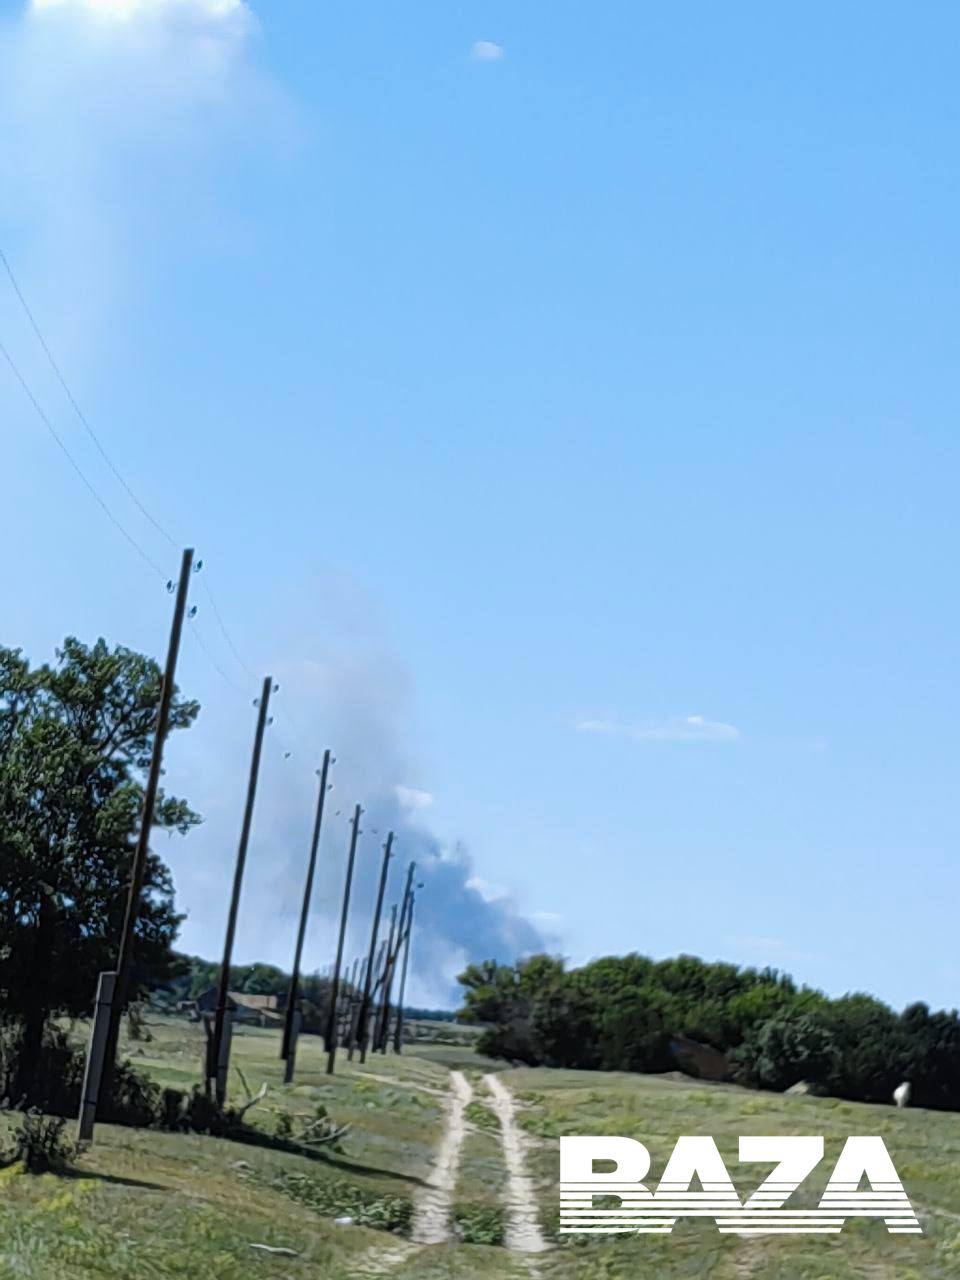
[346,957,365,1056]
[393,888,417,1054]
[98,547,193,1116]
[281,748,333,1063]
[378,862,415,1052]
[325,804,362,1075]
[357,832,393,1063]
[373,903,398,1053]
[211,675,273,1099]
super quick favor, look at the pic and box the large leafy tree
[0,637,199,1096]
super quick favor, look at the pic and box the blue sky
[2,0,959,1008]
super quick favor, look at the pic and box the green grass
[504,1065,960,1279]
[3,1015,959,1278]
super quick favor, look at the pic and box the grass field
[0,1015,958,1278]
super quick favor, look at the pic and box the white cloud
[470,39,503,61]
[31,0,253,29]
[395,784,434,812]
[575,714,742,744]
[466,875,509,904]
[0,0,280,362]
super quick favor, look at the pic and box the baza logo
[560,1136,921,1236]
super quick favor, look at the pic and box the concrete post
[215,1010,234,1106]
[77,971,116,1143]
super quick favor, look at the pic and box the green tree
[733,1010,839,1091]
[0,638,199,1101]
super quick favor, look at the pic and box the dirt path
[410,1068,473,1244]
[484,1073,549,1255]
[353,1069,447,1097]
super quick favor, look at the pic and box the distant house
[180,988,287,1028]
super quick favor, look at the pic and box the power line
[0,247,180,550]
[200,577,259,683]
[188,617,300,765]
[0,247,273,703]
[0,335,167,580]
[188,618,251,699]
[2,245,323,770]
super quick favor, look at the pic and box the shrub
[453,1204,505,1246]
[1,1110,77,1174]
[464,1101,499,1131]
[0,1019,163,1127]
[264,1169,412,1233]
[733,1011,839,1092]
[127,1004,153,1043]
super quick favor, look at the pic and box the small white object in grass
[893,1081,911,1109]
[249,1243,298,1256]
[334,1216,355,1226]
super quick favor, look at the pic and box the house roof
[230,992,281,1011]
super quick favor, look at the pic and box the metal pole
[211,675,273,1100]
[326,804,362,1075]
[98,547,193,1116]
[357,832,393,1063]
[393,892,416,1054]
[281,749,333,1062]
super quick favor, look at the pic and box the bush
[464,1101,499,1131]
[1,1110,77,1174]
[733,1011,840,1092]
[0,1019,163,1127]
[263,1169,412,1233]
[453,1204,505,1246]
[127,1004,153,1043]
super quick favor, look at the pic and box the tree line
[458,953,960,1110]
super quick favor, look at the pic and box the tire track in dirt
[410,1068,473,1244]
[484,1073,549,1255]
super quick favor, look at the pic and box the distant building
[178,988,287,1028]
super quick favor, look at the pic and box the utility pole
[393,884,419,1054]
[281,749,333,1063]
[326,804,362,1075]
[357,832,393,1063]
[211,675,273,1100]
[379,862,415,1052]
[98,547,193,1117]
[346,957,365,1057]
[373,903,398,1053]
[342,960,362,1045]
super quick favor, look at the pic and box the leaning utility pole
[325,804,362,1075]
[343,960,363,1045]
[379,862,415,1052]
[211,675,273,1100]
[357,832,393,1063]
[281,749,333,1064]
[373,903,399,1053]
[393,879,419,1054]
[97,547,194,1117]
[345,957,365,1056]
